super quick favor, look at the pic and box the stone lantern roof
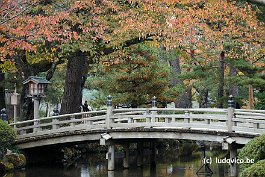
[22,76,50,85]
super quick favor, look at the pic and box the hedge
[240,160,265,177]
[0,120,15,158]
[238,134,265,169]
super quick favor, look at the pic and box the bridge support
[137,142,143,167]
[151,96,157,123]
[33,97,40,133]
[108,144,115,171]
[229,144,238,177]
[108,171,114,177]
[150,141,156,167]
[106,95,113,129]
[123,143,129,169]
[227,95,235,133]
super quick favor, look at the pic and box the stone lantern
[10,84,20,124]
[23,76,50,120]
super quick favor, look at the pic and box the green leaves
[240,160,265,177]
[87,44,174,107]
[0,120,16,158]
[238,134,265,170]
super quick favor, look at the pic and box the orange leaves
[3,40,36,53]
[72,31,80,40]
[223,4,227,11]
[0,0,264,71]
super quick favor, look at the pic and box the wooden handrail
[10,108,265,140]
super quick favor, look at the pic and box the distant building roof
[22,76,50,85]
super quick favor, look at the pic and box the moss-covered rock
[240,160,265,177]
[3,153,26,169]
[17,154,26,168]
[238,134,265,169]
[4,171,26,177]
[3,162,14,171]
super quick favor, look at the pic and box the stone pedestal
[123,143,129,169]
[137,142,143,167]
[229,145,238,177]
[150,141,156,167]
[108,144,115,171]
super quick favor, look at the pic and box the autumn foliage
[0,0,263,64]
[0,0,264,110]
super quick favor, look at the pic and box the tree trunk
[0,72,5,109]
[60,52,88,114]
[249,84,254,109]
[217,51,225,108]
[169,56,182,86]
[229,65,238,97]
[169,56,192,108]
[175,88,192,108]
[228,64,240,109]
[20,85,34,121]
[249,0,265,5]
[198,89,209,108]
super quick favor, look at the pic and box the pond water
[3,149,231,177]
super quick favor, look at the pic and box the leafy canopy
[88,44,177,107]
[1,0,264,67]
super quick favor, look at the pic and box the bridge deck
[10,108,265,149]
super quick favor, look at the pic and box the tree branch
[46,59,64,80]
[102,35,154,55]
[248,0,265,5]
[0,1,38,25]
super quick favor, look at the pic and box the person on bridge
[82,101,90,112]
[0,108,9,124]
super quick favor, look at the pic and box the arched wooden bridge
[10,107,265,149]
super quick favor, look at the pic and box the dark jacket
[1,111,8,123]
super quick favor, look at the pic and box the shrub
[4,153,26,168]
[0,120,16,158]
[2,162,14,171]
[238,134,265,169]
[240,160,265,177]
[18,154,26,167]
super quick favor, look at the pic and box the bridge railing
[10,110,107,138]
[111,108,227,129]
[109,108,265,134]
[10,107,265,140]
[233,109,265,133]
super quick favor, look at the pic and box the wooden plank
[111,115,148,119]
[10,110,107,126]
[113,111,147,115]
[235,115,265,119]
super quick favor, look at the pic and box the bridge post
[137,142,143,167]
[151,96,157,123]
[52,118,59,130]
[33,97,40,133]
[150,141,156,167]
[253,122,260,132]
[184,111,190,123]
[70,115,75,127]
[108,171,114,177]
[227,95,235,133]
[229,144,238,177]
[108,144,115,171]
[123,143,130,169]
[106,95,113,129]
